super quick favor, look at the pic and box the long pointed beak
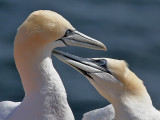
[58,30,106,50]
[52,50,109,77]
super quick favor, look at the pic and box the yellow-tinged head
[14,10,106,58]
[106,58,145,94]
[16,10,74,47]
[84,58,147,103]
[14,10,106,66]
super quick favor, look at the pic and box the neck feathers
[122,68,146,95]
[13,37,74,119]
[114,69,158,120]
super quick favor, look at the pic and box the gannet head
[18,10,73,44]
[52,50,149,104]
[14,10,106,54]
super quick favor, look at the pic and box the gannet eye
[95,59,107,68]
[92,59,112,75]
[64,29,73,37]
[90,59,107,68]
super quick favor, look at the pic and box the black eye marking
[95,59,107,68]
[63,29,73,37]
[90,59,107,68]
[90,59,112,75]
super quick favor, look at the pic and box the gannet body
[0,101,20,120]
[82,104,114,120]
[0,10,106,120]
[53,50,160,120]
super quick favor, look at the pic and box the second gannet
[0,10,106,120]
[53,50,160,120]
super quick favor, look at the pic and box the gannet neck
[113,91,154,120]
[108,67,158,120]
[12,35,74,120]
[110,68,159,120]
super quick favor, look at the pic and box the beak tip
[104,46,107,51]
[100,44,107,51]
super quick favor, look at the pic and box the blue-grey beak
[57,29,107,50]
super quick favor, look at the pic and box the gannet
[53,50,160,120]
[0,10,106,120]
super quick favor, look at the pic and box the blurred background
[0,0,160,119]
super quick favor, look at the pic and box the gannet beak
[57,29,106,50]
[52,50,111,78]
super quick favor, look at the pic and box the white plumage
[0,101,20,120]
[82,104,114,120]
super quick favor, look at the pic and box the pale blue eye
[95,59,106,67]
[90,59,107,68]
[64,29,72,37]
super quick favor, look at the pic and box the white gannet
[0,10,106,120]
[53,50,160,120]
